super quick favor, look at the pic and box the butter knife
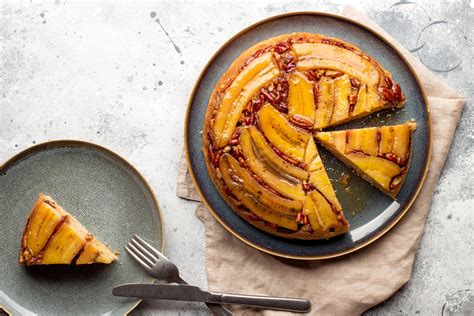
[113,283,311,313]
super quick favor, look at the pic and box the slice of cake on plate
[316,122,416,198]
[19,194,118,265]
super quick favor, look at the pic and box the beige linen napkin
[176,6,466,315]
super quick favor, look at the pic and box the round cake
[202,33,407,240]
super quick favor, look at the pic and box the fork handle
[210,292,310,313]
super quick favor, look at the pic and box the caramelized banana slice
[314,77,335,129]
[304,137,318,166]
[213,53,273,140]
[303,191,348,237]
[258,104,311,162]
[352,84,382,117]
[308,155,342,212]
[316,122,416,197]
[76,239,118,264]
[224,154,302,215]
[219,155,298,231]
[20,198,66,263]
[41,217,89,264]
[240,128,305,201]
[294,43,380,85]
[331,74,351,124]
[214,55,280,147]
[248,126,308,180]
[348,154,402,190]
[288,72,316,125]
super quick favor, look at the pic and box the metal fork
[126,234,233,316]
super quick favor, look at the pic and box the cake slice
[19,194,118,265]
[316,122,416,198]
[303,137,350,238]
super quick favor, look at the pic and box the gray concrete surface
[1,1,472,315]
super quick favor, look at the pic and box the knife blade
[113,283,311,313]
[113,283,216,302]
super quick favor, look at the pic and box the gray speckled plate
[0,141,164,315]
[185,12,431,259]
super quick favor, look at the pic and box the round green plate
[0,141,164,315]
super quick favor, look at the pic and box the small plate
[0,140,164,315]
[185,12,431,260]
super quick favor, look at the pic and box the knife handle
[212,292,311,313]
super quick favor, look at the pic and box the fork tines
[126,234,165,270]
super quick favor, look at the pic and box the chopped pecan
[348,94,358,106]
[231,128,242,140]
[379,87,395,102]
[305,70,321,82]
[325,70,343,78]
[252,98,262,112]
[313,83,320,109]
[277,101,288,113]
[290,114,313,129]
[276,82,282,92]
[275,51,297,73]
[261,89,274,103]
[232,144,242,157]
[302,181,315,192]
[274,41,291,54]
[245,101,253,113]
[243,116,254,126]
[284,60,296,73]
[238,156,246,168]
[213,149,222,167]
[393,83,404,102]
[384,153,402,165]
[350,78,360,88]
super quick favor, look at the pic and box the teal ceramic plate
[0,141,164,315]
[185,12,431,260]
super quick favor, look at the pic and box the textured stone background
[0,1,472,315]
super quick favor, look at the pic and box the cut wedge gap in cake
[19,194,119,266]
[315,122,416,198]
